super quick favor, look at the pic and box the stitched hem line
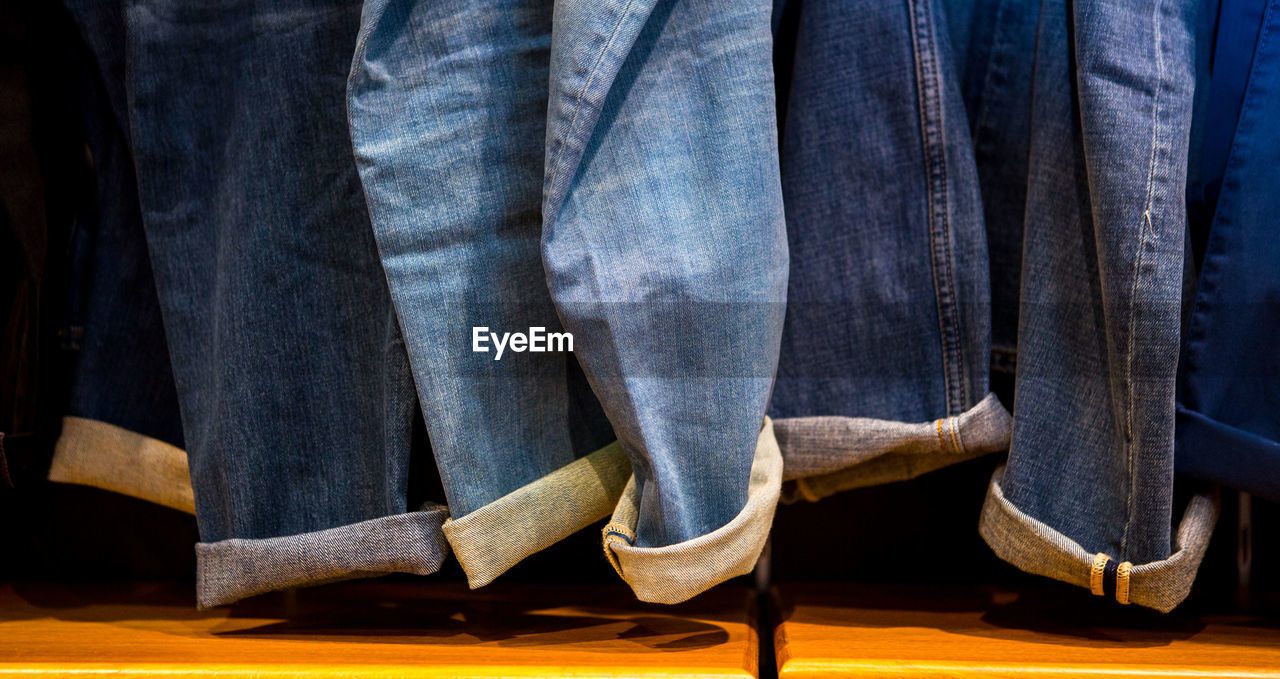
[48,416,194,514]
[979,465,1218,613]
[443,441,632,589]
[196,507,450,608]
[602,417,781,605]
[775,393,1011,503]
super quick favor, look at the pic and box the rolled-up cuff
[48,416,194,514]
[443,441,633,589]
[776,393,1011,502]
[979,465,1218,612]
[601,417,781,605]
[196,506,450,608]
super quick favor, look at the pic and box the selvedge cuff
[980,465,1218,612]
[602,417,781,604]
[776,394,1011,502]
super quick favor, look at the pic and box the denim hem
[601,417,781,605]
[442,441,632,589]
[776,393,1011,503]
[48,416,194,514]
[979,466,1218,613]
[195,506,450,609]
[1176,405,1280,501]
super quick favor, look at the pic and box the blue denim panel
[1189,0,1267,215]
[1177,0,1280,501]
[124,0,418,541]
[542,0,787,547]
[348,0,614,519]
[769,0,989,424]
[1001,0,1196,564]
[951,0,1039,370]
[60,8,183,449]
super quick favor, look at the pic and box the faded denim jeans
[348,0,787,603]
[976,0,1217,612]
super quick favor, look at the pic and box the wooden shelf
[0,581,758,678]
[772,584,1280,678]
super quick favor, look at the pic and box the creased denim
[541,0,787,579]
[769,0,1010,495]
[63,0,439,608]
[979,0,1216,611]
[348,0,619,590]
[350,0,786,602]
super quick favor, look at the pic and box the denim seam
[909,0,966,415]
[543,0,642,219]
[949,415,965,455]
[1119,0,1163,557]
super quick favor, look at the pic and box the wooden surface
[0,581,758,678]
[773,584,1280,678]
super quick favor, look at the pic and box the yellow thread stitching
[1090,552,1111,596]
[795,478,821,503]
[1116,561,1132,605]
[935,419,949,453]
[947,417,962,454]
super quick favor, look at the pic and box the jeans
[767,0,1012,503]
[45,0,187,513]
[1176,0,1280,502]
[349,0,787,603]
[977,0,1216,613]
[63,0,445,609]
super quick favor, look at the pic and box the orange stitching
[1116,561,1133,605]
[1090,552,1111,596]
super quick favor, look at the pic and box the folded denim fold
[443,442,631,589]
[777,394,1011,503]
[602,418,781,604]
[48,417,194,514]
[980,467,1217,613]
[196,506,451,609]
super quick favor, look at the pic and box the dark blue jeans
[62,0,446,608]
[768,0,1012,502]
[1176,0,1280,502]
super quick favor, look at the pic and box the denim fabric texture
[1176,0,1280,502]
[350,0,786,602]
[978,0,1217,612]
[768,0,1010,495]
[541,0,787,600]
[947,0,1039,373]
[61,0,446,608]
[47,0,186,509]
[347,0,618,590]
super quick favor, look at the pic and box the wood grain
[0,581,757,678]
[773,584,1280,678]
